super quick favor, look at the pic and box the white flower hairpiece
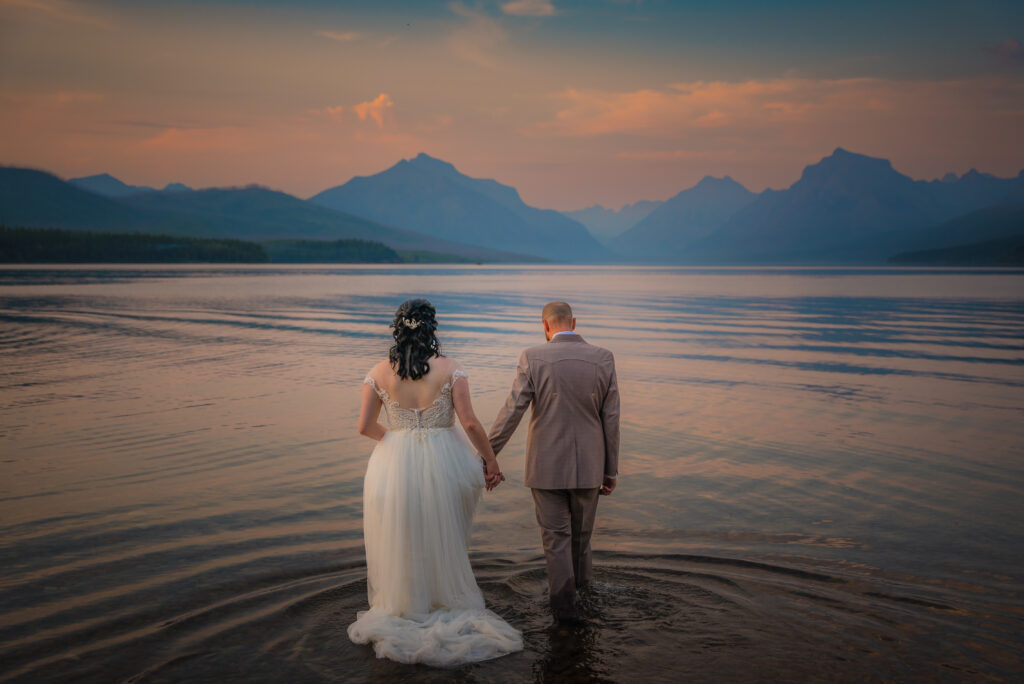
[401,316,421,329]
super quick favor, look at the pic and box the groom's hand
[482,458,505,491]
[599,476,616,496]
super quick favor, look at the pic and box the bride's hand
[482,458,504,491]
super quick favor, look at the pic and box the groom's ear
[571,317,576,330]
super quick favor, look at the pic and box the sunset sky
[1,0,1022,210]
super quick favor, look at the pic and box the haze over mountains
[564,201,662,243]
[2,147,1022,264]
[611,176,756,260]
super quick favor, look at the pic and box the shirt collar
[550,330,582,342]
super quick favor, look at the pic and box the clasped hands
[481,457,505,491]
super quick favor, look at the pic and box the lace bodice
[364,369,467,431]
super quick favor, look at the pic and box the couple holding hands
[350,299,619,667]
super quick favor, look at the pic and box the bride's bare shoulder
[433,355,459,370]
[366,359,393,381]
[436,355,467,380]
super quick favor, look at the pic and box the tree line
[0,226,405,263]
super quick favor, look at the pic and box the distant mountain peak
[694,174,742,189]
[961,168,996,180]
[404,152,458,174]
[826,147,888,164]
[69,172,193,197]
[799,147,897,184]
[68,172,158,198]
[71,172,129,185]
[821,147,893,168]
[309,154,607,261]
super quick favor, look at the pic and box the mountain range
[605,148,1024,264]
[2,148,1022,264]
[681,148,1024,263]
[309,153,607,260]
[69,173,194,197]
[0,166,540,262]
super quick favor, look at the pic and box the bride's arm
[357,381,387,441]
[451,374,503,487]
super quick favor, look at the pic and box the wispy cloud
[447,2,506,67]
[310,105,345,122]
[532,77,928,138]
[315,29,360,42]
[309,96,393,126]
[0,0,114,28]
[985,38,1024,66]
[617,149,738,161]
[2,89,105,106]
[138,126,251,153]
[501,0,556,17]
[110,119,215,130]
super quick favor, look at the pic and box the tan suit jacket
[488,333,619,489]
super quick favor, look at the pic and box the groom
[488,301,620,622]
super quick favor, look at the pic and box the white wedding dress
[347,369,524,666]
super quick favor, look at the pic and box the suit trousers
[531,487,601,617]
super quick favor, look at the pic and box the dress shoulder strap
[363,375,392,404]
[438,367,468,397]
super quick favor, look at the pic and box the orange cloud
[0,0,114,29]
[531,77,1024,153]
[352,93,394,128]
[306,94,394,127]
[534,79,820,137]
[137,126,255,154]
[315,29,360,42]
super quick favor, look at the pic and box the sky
[1,0,1023,210]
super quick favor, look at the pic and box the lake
[1,264,1022,682]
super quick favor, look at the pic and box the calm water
[1,265,1022,683]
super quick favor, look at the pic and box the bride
[348,298,524,666]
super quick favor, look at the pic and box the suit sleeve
[601,356,620,478]
[487,350,534,456]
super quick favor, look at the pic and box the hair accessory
[402,317,420,329]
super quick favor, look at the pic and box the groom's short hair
[542,301,573,324]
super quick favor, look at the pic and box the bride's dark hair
[389,298,442,380]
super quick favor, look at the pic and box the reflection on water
[1,265,1022,682]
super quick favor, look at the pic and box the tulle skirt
[347,427,523,666]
